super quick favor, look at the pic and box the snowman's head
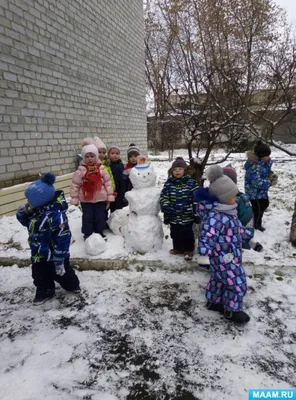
[130,163,156,188]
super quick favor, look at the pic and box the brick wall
[0,0,147,188]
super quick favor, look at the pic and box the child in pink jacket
[70,144,115,241]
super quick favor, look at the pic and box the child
[70,143,115,240]
[244,140,278,231]
[160,157,199,261]
[196,165,252,324]
[16,173,80,305]
[223,165,263,252]
[122,143,140,203]
[108,144,125,212]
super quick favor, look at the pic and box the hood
[33,190,68,214]
[194,187,219,203]
[244,151,273,170]
[167,174,192,185]
[195,187,218,218]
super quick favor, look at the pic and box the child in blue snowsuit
[244,141,278,231]
[196,165,252,324]
[16,173,80,305]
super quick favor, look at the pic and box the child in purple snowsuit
[197,165,253,324]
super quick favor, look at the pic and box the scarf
[213,203,238,216]
[82,163,102,201]
[124,162,136,170]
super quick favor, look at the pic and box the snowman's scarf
[124,162,136,170]
[82,163,102,201]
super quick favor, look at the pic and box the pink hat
[81,144,99,162]
[93,136,106,150]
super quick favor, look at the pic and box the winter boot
[169,249,183,255]
[206,301,224,314]
[224,309,250,324]
[184,251,193,261]
[255,226,265,232]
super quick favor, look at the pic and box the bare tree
[145,0,296,181]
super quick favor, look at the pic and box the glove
[17,203,34,214]
[163,215,171,225]
[113,192,117,198]
[193,215,201,224]
[55,263,66,276]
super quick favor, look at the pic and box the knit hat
[25,173,56,208]
[222,164,237,184]
[108,144,120,154]
[127,143,140,157]
[172,157,187,169]
[254,140,271,158]
[93,136,106,150]
[81,144,99,162]
[206,165,238,204]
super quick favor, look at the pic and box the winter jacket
[244,151,272,200]
[110,159,124,205]
[122,162,135,203]
[102,160,116,191]
[160,175,199,224]
[70,162,115,205]
[197,193,253,268]
[16,191,71,266]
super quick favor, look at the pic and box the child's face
[172,167,185,178]
[261,155,270,162]
[227,196,237,205]
[109,149,120,162]
[99,148,107,161]
[128,153,138,165]
[84,153,97,166]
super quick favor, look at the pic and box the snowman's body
[123,163,163,253]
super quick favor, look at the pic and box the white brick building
[0,0,147,188]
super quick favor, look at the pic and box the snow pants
[32,258,80,298]
[81,201,107,236]
[170,223,195,252]
[206,262,247,312]
[251,198,269,229]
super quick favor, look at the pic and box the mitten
[113,192,117,198]
[55,263,66,276]
[163,215,171,225]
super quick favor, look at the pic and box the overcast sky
[275,0,296,23]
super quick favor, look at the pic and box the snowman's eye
[148,173,150,175]
[138,173,140,175]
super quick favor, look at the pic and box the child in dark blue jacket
[16,173,80,305]
[108,144,125,212]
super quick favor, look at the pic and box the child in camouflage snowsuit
[160,157,199,261]
[196,165,252,324]
[16,173,80,305]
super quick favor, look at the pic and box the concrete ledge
[0,257,295,276]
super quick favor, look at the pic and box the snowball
[84,233,106,255]
[107,208,129,236]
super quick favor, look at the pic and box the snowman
[123,158,163,253]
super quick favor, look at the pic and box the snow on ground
[0,146,296,399]
[0,266,295,399]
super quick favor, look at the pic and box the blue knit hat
[25,173,56,208]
